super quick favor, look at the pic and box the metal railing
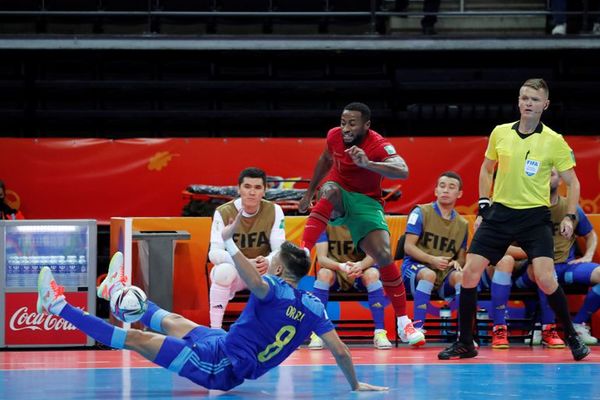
[0,1,598,35]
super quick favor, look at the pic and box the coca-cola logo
[9,306,78,332]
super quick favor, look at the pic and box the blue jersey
[565,206,594,262]
[223,275,334,380]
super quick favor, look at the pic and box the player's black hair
[343,102,371,123]
[279,241,311,280]
[238,167,267,187]
[438,171,463,190]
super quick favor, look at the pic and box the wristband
[478,197,492,217]
[224,239,240,256]
[339,263,350,273]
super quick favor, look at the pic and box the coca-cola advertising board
[4,292,89,346]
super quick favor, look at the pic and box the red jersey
[325,127,398,201]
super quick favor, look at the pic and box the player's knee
[319,183,341,202]
[496,255,515,273]
[361,267,379,284]
[591,267,600,284]
[161,313,185,331]
[317,268,335,285]
[211,263,238,286]
[125,328,150,347]
[369,248,393,267]
[418,268,437,283]
[450,270,463,286]
[535,273,557,293]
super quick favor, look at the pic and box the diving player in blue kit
[36,211,387,392]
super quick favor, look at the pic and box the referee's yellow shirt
[485,121,576,209]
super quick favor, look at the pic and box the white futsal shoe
[37,267,66,315]
[97,251,127,300]
[373,329,393,349]
[308,333,324,350]
[574,323,599,345]
[398,319,426,346]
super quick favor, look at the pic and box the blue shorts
[402,260,458,300]
[155,326,244,391]
[555,261,600,285]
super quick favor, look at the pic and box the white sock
[209,283,231,329]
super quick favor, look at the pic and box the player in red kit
[299,102,425,346]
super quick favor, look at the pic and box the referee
[438,78,590,361]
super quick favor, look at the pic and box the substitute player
[208,167,286,329]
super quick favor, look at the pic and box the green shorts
[327,182,389,248]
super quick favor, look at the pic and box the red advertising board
[5,292,88,346]
[1,137,599,221]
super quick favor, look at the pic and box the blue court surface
[1,348,599,399]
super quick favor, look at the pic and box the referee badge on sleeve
[524,159,541,176]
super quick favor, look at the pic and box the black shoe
[438,341,478,360]
[566,334,591,361]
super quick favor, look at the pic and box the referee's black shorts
[468,203,554,265]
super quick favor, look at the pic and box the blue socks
[59,303,127,349]
[367,281,386,330]
[574,284,600,324]
[312,280,330,310]
[414,280,434,329]
[140,301,170,333]
[491,271,512,326]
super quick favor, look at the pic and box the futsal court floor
[1,346,599,399]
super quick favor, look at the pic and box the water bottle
[65,255,77,287]
[78,255,87,286]
[30,256,40,286]
[6,256,16,287]
[476,308,489,343]
[21,256,32,287]
[440,305,452,339]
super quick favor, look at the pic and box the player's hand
[221,211,242,241]
[346,262,364,278]
[345,146,370,168]
[568,255,593,264]
[298,191,314,214]
[431,256,451,271]
[354,382,389,391]
[448,260,462,272]
[560,217,574,239]
[254,255,269,275]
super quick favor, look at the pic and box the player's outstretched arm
[221,212,270,299]
[320,330,389,392]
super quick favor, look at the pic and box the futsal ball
[110,286,148,323]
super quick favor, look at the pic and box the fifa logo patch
[524,159,541,176]
[384,145,396,155]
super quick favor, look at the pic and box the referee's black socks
[546,286,577,337]
[458,286,478,344]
